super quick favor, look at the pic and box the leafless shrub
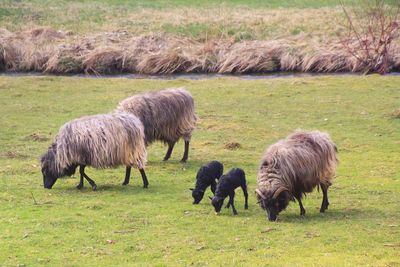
[339,0,400,74]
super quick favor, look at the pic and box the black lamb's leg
[210,181,217,195]
[296,197,306,216]
[139,168,149,189]
[230,192,238,215]
[320,184,329,213]
[241,184,249,210]
[80,165,97,191]
[76,171,84,189]
[163,142,175,161]
[225,195,232,209]
[180,140,189,163]
[122,166,131,186]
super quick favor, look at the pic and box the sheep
[190,161,224,204]
[255,130,338,221]
[40,113,148,190]
[211,168,248,215]
[116,87,197,162]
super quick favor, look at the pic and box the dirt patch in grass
[25,133,49,142]
[391,109,400,119]
[224,142,241,150]
[2,151,28,159]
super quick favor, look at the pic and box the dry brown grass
[1,27,400,75]
[0,4,344,40]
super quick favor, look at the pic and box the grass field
[1,0,349,39]
[0,75,399,266]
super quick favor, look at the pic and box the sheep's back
[117,88,196,143]
[259,130,337,192]
[55,113,147,170]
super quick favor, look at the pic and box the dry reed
[1,27,399,75]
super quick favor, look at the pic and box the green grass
[0,0,398,39]
[0,0,358,38]
[0,75,400,266]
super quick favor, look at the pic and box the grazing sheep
[116,87,197,162]
[40,113,148,190]
[190,161,224,204]
[256,130,338,221]
[211,168,248,215]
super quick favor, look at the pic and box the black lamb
[190,161,224,204]
[211,168,248,215]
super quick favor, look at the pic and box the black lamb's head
[190,188,205,204]
[211,196,224,214]
[40,144,77,189]
[256,185,290,222]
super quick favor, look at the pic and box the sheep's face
[42,168,57,189]
[190,188,205,204]
[257,187,289,221]
[211,196,224,214]
[41,144,59,189]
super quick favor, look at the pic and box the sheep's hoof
[244,205,248,210]
[143,184,149,189]
[163,157,169,161]
[320,207,328,213]
[122,182,128,186]
[233,212,238,216]
[91,184,97,191]
[180,158,187,163]
[76,184,83,190]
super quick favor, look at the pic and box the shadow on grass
[60,182,163,194]
[279,207,377,223]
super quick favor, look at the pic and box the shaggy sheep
[256,130,338,221]
[211,168,248,215]
[116,87,197,162]
[40,113,148,190]
[190,161,224,204]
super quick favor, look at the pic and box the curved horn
[273,187,288,199]
[255,188,267,199]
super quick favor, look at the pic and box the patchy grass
[0,1,347,38]
[0,75,399,266]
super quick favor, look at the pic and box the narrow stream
[1,72,400,80]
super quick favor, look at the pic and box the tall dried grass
[0,27,399,75]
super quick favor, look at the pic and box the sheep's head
[210,196,224,214]
[256,182,290,221]
[40,144,78,189]
[41,144,59,189]
[190,188,205,204]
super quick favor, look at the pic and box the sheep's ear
[208,196,213,200]
[189,188,194,191]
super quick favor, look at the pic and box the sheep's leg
[76,173,84,189]
[296,197,306,216]
[163,142,175,161]
[225,195,231,208]
[139,168,149,188]
[210,181,217,195]
[180,141,189,162]
[320,184,329,213]
[241,184,249,210]
[122,166,131,186]
[230,192,238,215]
[80,165,97,191]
